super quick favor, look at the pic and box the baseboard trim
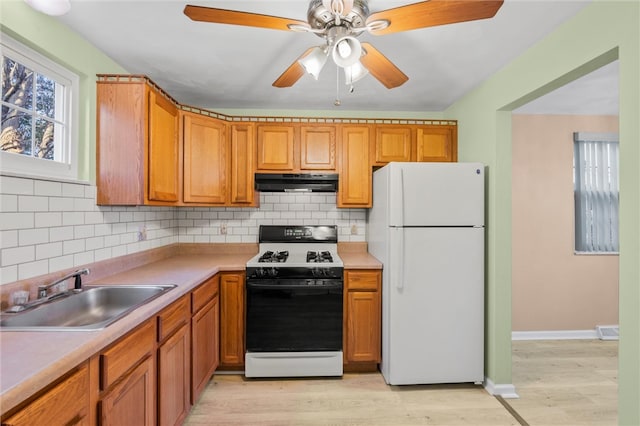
[512,329,598,341]
[484,378,519,399]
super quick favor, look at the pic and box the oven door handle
[246,281,343,290]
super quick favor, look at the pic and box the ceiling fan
[184,0,504,91]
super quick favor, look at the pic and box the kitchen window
[1,33,79,180]
[573,132,619,253]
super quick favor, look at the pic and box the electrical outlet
[350,224,358,235]
[220,222,228,235]
[137,225,147,241]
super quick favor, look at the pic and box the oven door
[246,279,343,352]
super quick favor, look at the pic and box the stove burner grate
[306,250,334,263]
[258,250,289,263]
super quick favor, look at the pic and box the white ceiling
[55,0,602,112]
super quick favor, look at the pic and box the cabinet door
[100,356,155,426]
[345,270,381,364]
[338,126,371,207]
[230,124,257,206]
[300,126,336,170]
[256,125,295,170]
[191,295,219,403]
[416,126,456,162]
[373,126,412,165]
[148,89,179,202]
[96,82,146,205]
[3,363,89,426]
[346,291,381,363]
[183,113,227,204]
[219,273,245,367]
[158,324,190,426]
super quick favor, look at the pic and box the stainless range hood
[254,173,338,192]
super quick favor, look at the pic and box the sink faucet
[37,268,91,299]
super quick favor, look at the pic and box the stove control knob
[268,267,278,277]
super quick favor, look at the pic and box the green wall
[0,0,127,182]
[446,1,640,424]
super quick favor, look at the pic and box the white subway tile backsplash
[0,176,34,195]
[50,226,74,242]
[34,180,63,197]
[1,194,18,212]
[18,195,49,212]
[18,259,49,280]
[48,254,74,272]
[1,230,18,248]
[74,251,94,266]
[63,239,85,255]
[62,182,87,198]
[1,179,368,286]
[35,212,62,228]
[1,265,18,284]
[74,225,95,239]
[19,228,49,246]
[2,245,35,266]
[1,212,35,230]
[36,242,63,260]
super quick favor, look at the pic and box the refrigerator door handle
[398,168,405,227]
[394,227,405,290]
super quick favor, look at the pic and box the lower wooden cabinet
[344,269,382,370]
[100,356,155,426]
[157,296,191,426]
[2,362,90,426]
[98,320,156,426]
[219,272,245,368]
[191,275,220,403]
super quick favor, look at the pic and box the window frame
[1,33,79,181]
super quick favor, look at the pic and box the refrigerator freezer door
[388,162,484,227]
[381,226,484,385]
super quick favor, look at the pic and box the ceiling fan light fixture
[332,36,362,68]
[298,46,329,80]
[24,0,70,16]
[344,61,369,85]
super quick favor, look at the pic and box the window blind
[573,132,619,253]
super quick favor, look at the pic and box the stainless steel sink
[0,285,176,331]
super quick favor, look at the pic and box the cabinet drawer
[158,295,189,342]
[345,270,380,291]
[100,320,154,390]
[192,275,220,314]
[3,363,89,426]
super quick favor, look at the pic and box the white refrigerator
[368,162,485,385]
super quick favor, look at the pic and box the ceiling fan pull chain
[334,65,341,106]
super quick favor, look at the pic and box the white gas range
[244,225,344,378]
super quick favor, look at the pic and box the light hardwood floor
[185,340,617,426]
[510,339,618,426]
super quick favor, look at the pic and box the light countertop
[0,247,381,414]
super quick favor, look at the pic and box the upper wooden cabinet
[255,124,337,173]
[373,124,457,165]
[338,126,371,208]
[300,126,336,170]
[182,112,227,205]
[230,123,258,206]
[373,126,412,165]
[416,125,457,162]
[256,125,295,171]
[97,77,180,206]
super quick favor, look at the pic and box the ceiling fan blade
[366,0,504,35]
[360,43,408,89]
[272,48,316,88]
[184,5,308,31]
